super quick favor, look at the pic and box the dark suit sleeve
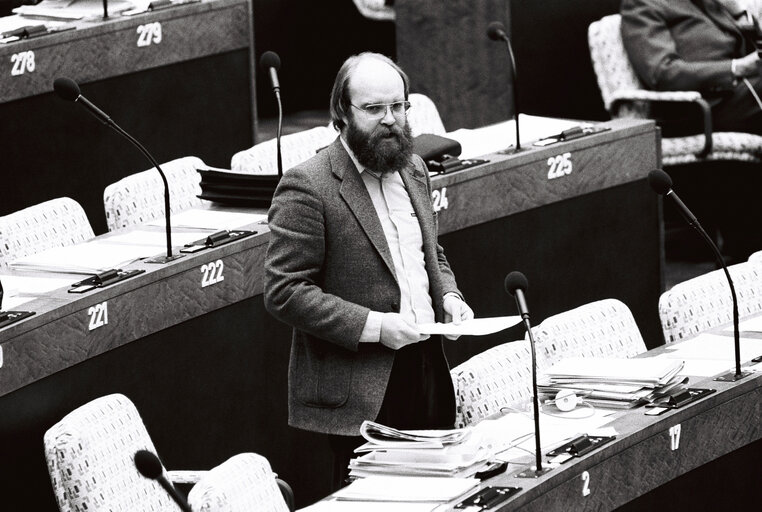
[620,0,736,93]
[264,165,369,352]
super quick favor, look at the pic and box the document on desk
[651,332,762,376]
[735,315,762,333]
[332,475,479,503]
[9,240,157,274]
[418,316,521,336]
[106,230,214,248]
[14,0,135,19]
[446,114,583,159]
[297,500,442,512]
[147,209,267,230]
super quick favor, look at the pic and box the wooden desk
[0,0,255,234]
[0,118,662,509]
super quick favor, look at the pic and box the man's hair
[329,52,410,131]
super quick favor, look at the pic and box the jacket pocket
[293,339,353,408]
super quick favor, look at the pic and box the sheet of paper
[332,476,478,502]
[736,315,762,333]
[2,295,37,310]
[106,230,213,248]
[147,209,267,230]
[0,274,73,295]
[472,408,615,463]
[660,333,762,362]
[9,240,158,274]
[446,115,584,159]
[298,500,442,512]
[418,316,521,336]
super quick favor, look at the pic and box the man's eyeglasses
[351,101,411,119]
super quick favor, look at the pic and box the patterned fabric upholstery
[588,14,762,166]
[450,340,533,428]
[43,394,178,512]
[658,262,762,343]
[0,197,94,269]
[103,156,207,231]
[187,453,290,512]
[532,299,648,369]
[352,0,394,20]
[230,126,338,174]
[408,93,447,137]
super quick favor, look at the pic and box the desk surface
[0,118,663,510]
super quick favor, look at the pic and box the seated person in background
[264,52,474,491]
[621,0,762,136]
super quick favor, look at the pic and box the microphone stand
[106,122,180,263]
[102,0,108,18]
[690,217,748,382]
[499,34,522,153]
[275,87,283,177]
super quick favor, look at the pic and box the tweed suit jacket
[264,137,461,436]
[621,0,757,100]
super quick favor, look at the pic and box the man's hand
[733,52,759,78]
[379,312,421,350]
[443,294,475,340]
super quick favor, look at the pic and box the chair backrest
[230,126,338,174]
[103,156,206,231]
[450,340,533,428]
[587,14,649,117]
[408,92,447,137]
[658,262,762,343]
[532,298,648,369]
[43,394,176,512]
[187,453,290,512]
[0,197,94,269]
[749,250,762,265]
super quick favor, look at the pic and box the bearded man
[264,52,473,490]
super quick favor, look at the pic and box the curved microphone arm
[500,36,521,151]
[695,223,742,378]
[109,121,173,261]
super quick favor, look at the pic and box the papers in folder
[539,357,686,409]
[418,316,521,336]
[349,421,491,479]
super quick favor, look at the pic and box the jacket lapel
[331,140,398,281]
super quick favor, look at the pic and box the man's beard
[345,118,414,174]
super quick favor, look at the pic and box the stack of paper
[539,357,686,409]
[348,421,491,479]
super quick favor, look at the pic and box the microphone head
[53,77,81,102]
[259,51,281,71]
[487,21,507,41]
[134,450,164,480]
[647,169,673,195]
[504,271,528,296]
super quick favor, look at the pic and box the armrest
[277,478,295,512]
[610,89,713,158]
[167,469,208,485]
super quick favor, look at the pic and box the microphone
[505,271,551,477]
[487,21,524,153]
[260,51,283,177]
[134,450,193,512]
[648,169,749,382]
[53,77,181,264]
